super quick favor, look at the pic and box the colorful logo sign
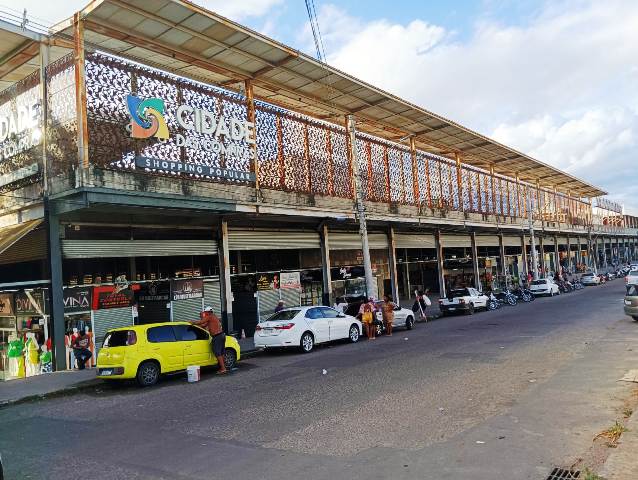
[127,95,169,139]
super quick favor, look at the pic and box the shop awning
[0,219,46,265]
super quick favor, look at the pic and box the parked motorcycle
[488,292,501,310]
[512,287,533,302]
[495,290,518,306]
[571,279,584,290]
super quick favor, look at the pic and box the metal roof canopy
[51,0,605,198]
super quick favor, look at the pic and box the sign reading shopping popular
[127,94,255,182]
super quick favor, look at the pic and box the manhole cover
[545,467,580,479]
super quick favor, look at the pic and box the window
[530,280,547,285]
[305,308,324,320]
[147,325,176,343]
[627,285,638,296]
[263,310,299,322]
[319,307,340,318]
[173,325,209,341]
[103,330,136,347]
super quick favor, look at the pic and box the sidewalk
[598,410,638,479]
[1,337,259,406]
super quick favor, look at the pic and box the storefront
[394,233,439,305]
[502,236,523,286]
[63,286,94,369]
[441,234,473,291]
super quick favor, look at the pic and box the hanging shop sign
[137,281,170,302]
[0,293,14,316]
[15,290,47,316]
[171,278,203,301]
[127,93,255,182]
[256,273,280,291]
[93,284,137,310]
[331,266,365,280]
[280,272,301,289]
[63,287,92,313]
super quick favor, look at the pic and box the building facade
[0,1,637,380]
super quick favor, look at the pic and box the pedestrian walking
[193,306,227,374]
[381,294,397,336]
[412,289,431,322]
[358,297,377,340]
[274,300,285,313]
[72,329,92,370]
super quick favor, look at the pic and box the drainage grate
[546,467,581,479]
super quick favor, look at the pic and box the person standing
[72,329,92,370]
[358,297,377,340]
[274,300,285,313]
[193,306,227,375]
[381,294,397,336]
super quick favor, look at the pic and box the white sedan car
[529,278,560,296]
[374,302,416,333]
[581,272,601,286]
[254,306,362,353]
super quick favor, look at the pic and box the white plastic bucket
[187,365,200,383]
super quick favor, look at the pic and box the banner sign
[135,157,254,182]
[93,285,136,310]
[0,293,14,316]
[280,272,301,289]
[137,281,170,302]
[0,84,41,163]
[15,290,47,315]
[256,273,279,291]
[63,287,92,313]
[171,278,203,301]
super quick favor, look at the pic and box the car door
[305,307,330,343]
[146,325,182,371]
[392,305,407,327]
[319,307,349,340]
[174,324,212,366]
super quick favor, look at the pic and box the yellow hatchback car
[96,322,240,386]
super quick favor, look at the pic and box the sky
[2,0,637,213]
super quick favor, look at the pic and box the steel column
[470,231,481,291]
[521,234,529,281]
[455,153,464,211]
[554,235,559,275]
[45,201,66,371]
[73,13,89,170]
[388,226,400,302]
[218,219,234,333]
[244,79,259,193]
[435,230,446,298]
[409,137,420,205]
[319,223,333,306]
[498,233,507,287]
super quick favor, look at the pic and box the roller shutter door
[61,240,218,258]
[475,235,500,247]
[394,233,436,249]
[329,232,388,250]
[172,297,204,322]
[440,234,471,248]
[203,280,222,314]
[93,307,134,350]
[228,230,320,250]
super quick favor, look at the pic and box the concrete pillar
[387,226,400,302]
[575,236,581,268]
[319,224,332,306]
[498,233,507,287]
[45,201,67,371]
[435,230,446,298]
[538,236,546,277]
[521,234,529,280]
[554,235,559,275]
[218,219,234,333]
[470,231,481,291]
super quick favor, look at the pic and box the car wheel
[300,332,314,353]
[223,348,237,370]
[136,361,160,387]
[632,316,638,322]
[348,324,360,343]
[405,316,414,330]
[467,303,475,315]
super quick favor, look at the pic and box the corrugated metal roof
[50,0,605,197]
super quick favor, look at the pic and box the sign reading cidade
[0,86,41,163]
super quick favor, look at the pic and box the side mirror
[337,313,346,318]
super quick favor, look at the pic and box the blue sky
[4,0,638,213]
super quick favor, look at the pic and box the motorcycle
[487,292,501,310]
[512,287,533,302]
[571,279,584,290]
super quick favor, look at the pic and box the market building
[0,0,637,380]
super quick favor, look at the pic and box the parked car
[581,272,601,286]
[97,322,241,387]
[624,285,638,321]
[334,295,367,317]
[374,301,416,332]
[625,270,638,287]
[254,306,362,353]
[529,278,560,296]
[439,287,489,315]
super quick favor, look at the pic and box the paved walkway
[1,337,259,406]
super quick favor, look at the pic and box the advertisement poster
[15,290,48,315]
[280,271,301,289]
[171,278,203,301]
[92,285,137,310]
[0,293,14,316]
[256,273,279,291]
[63,287,92,313]
[137,281,170,302]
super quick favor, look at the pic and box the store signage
[93,285,136,310]
[137,282,170,302]
[127,95,169,139]
[63,287,92,313]
[331,266,365,280]
[256,273,279,291]
[0,293,14,316]
[135,157,255,182]
[171,278,203,301]
[0,91,41,163]
[280,272,301,289]
[15,290,47,315]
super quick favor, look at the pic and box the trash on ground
[322,369,328,375]
[475,441,485,444]
[619,370,638,383]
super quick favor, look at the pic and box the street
[2,281,637,480]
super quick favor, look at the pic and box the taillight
[127,331,137,346]
[459,299,465,304]
[274,323,295,330]
[255,324,263,331]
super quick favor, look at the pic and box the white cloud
[198,0,284,20]
[305,1,638,211]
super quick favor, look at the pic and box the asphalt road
[2,281,638,480]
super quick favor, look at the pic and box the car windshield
[530,280,547,285]
[263,310,299,322]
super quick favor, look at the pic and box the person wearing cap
[274,300,285,313]
[193,306,227,374]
